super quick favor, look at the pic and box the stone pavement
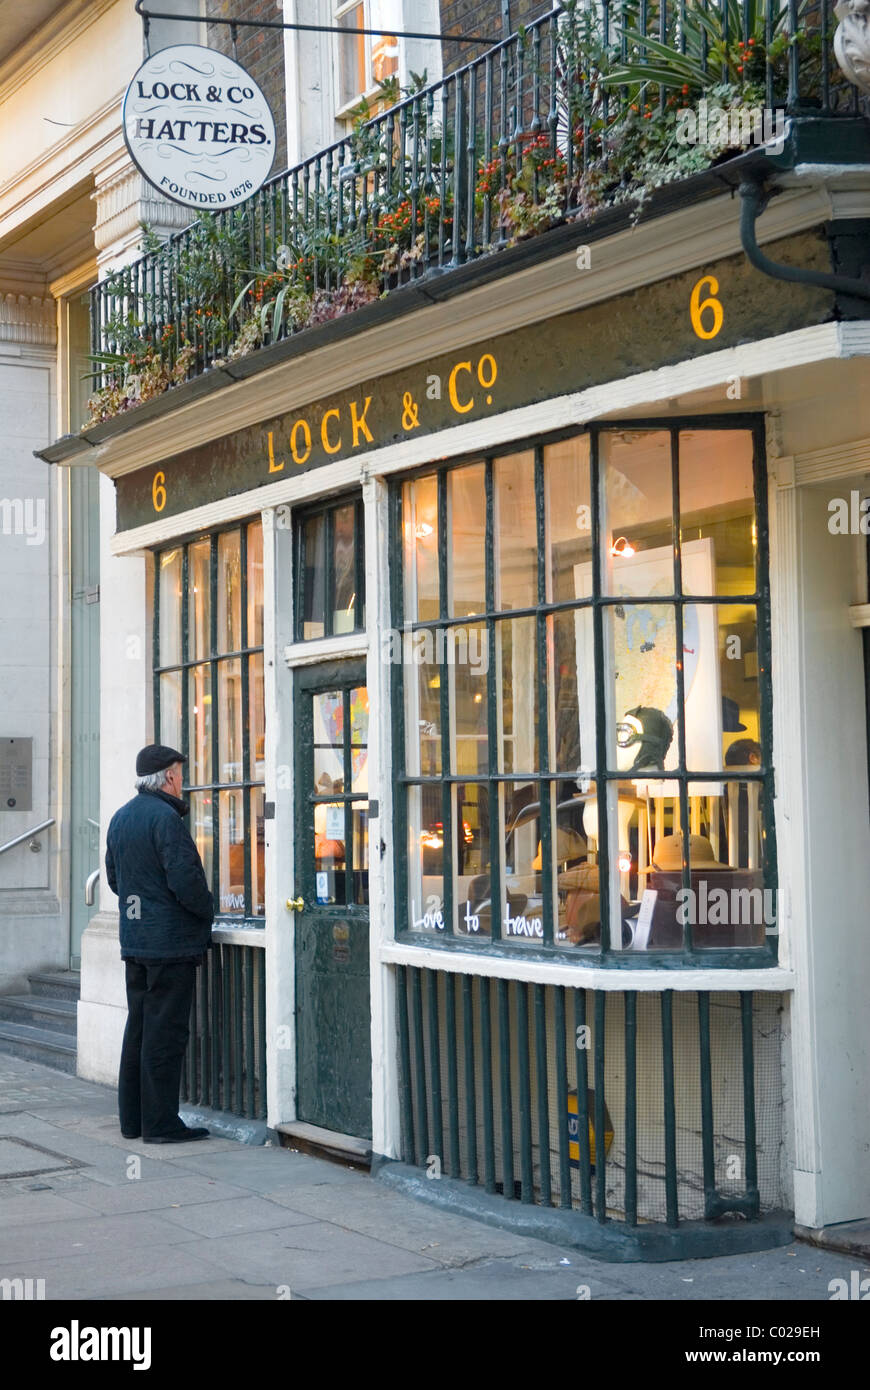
[0,1054,865,1302]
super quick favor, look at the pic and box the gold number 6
[152,470,167,513]
[690,275,724,340]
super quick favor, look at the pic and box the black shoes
[143,1126,210,1144]
[121,1131,141,1139]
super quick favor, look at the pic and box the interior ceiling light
[611,536,636,557]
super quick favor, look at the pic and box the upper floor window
[393,420,776,963]
[335,0,398,115]
[295,493,366,640]
[154,520,266,922]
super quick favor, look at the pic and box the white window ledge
[380,940,795,992]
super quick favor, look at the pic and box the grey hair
[135,768,172,792]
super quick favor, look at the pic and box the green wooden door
[294,661,372,1139]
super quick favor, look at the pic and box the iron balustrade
[396,964,782,1229]
[89,2,866,395]
[180,940,267,1120]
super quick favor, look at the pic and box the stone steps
[0,970,80,1073]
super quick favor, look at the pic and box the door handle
[286,896,304,912]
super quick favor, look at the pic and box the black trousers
[118,958,197,1139]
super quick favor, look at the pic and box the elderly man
[106,744,214,1143]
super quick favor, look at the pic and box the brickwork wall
[439,0,551,77]
[205,0,288,173]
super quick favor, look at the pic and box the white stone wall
[0,310,63,992]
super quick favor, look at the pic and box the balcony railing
[89,1,867,420]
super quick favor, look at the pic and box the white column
[77,157,185,1083]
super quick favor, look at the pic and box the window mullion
[181,545,190,769]
[590,427,611,958]
[153,551,161,741]
[438,468,453,937]
[671,428,693,953]
[534,445,554,946]
[240,524,252,917]
[484,458,501,943]
[209,534,220,912]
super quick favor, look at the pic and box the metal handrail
[85,869,100,906]
[0,818,55,855]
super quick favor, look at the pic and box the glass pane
[404,640,442,776]
[496,615,538,774]
[249,652,266,781]
[158,548,182,667]
[218,658,243,784]
[550,608,596,776]
[314,800,347,904]
[403,474,439,623]
[607,602,680,779]
[333,503,357,634]
[601,430,673,597]
[218,787,246,916]
[337,4,367,106]
[352,803,369,905]
[313,690,344,793]
[679,430,756,596]
[350,685,368,793]
[406,784,446,934]
[301,513,326,640]
[188,538,211,660]
[494,450,536,609]
[454,782,491,937]
[447,462,485,617]
[501,779,547,943]
[188,790,213,894]
[217,530,241,653]
[546,435,592,602]
[247,520,264,647]
[677,603,760,777]
[187,664,212,785]
[159,671,182,750]
[636,803,769,951]
[451,621,488,775]
[250,787,266,918]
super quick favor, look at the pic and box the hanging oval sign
[122,44,276,210]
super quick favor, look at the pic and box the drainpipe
[739,172,870,303]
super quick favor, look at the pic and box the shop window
[153,520,266,922]
[335,0,398,116]
[295,494,366,641]
[394,422,776,963]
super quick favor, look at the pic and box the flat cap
[136,744,187,776]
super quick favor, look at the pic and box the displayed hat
[135,743,187,776]
[617,706,674,771]
[532,826,587,870]
[724,737,762,767]
[722,696,747,733]
[645,832,729,872]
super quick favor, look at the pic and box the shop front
[61,179,870,1256]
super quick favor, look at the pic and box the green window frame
[294,493,366,642]
[391,416,777,968]
[152,519,266,925]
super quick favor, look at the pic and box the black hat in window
[617,706,674,772]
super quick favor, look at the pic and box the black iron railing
[396,965,785,1228]
[89,2,866,412]
[181,940,267,1120]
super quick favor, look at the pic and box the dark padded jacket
[105,788,214,960]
